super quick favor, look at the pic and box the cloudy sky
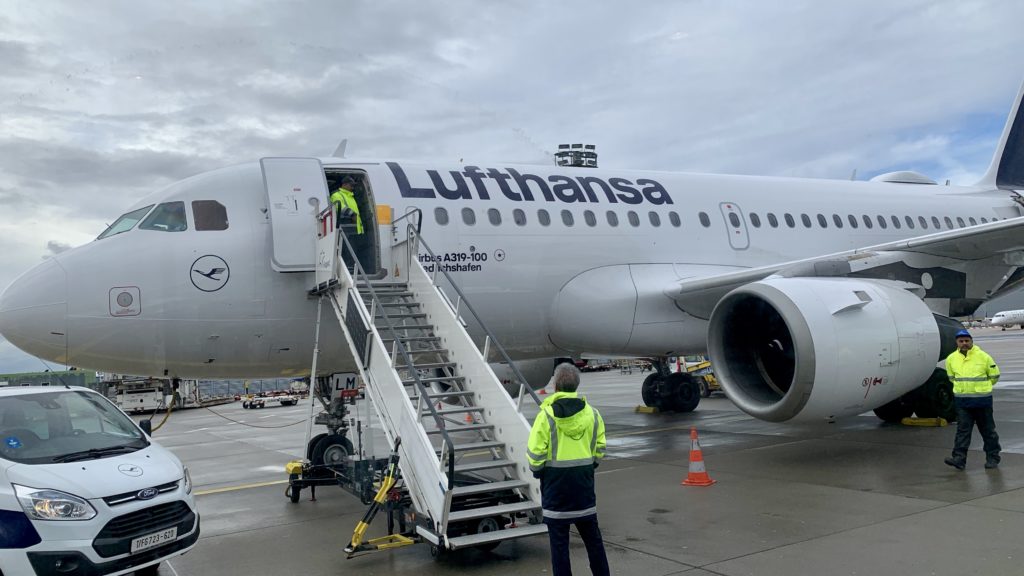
[2,0,1024,373]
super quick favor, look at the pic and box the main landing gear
[640,358,701,413]
[873,368,956,423]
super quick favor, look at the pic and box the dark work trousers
[545,516,610,576]
[952,403,1001,463]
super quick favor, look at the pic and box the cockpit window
[192,200,229,231]
[139,201,188,232]
[97,205,154,240]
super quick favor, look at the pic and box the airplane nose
[0,258,68,364]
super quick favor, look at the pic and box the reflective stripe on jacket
[527,391,606,520]
[330,187,363,234]
[946,345,999,397]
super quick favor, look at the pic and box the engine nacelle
[490,358,561,397]
[708,277,956,422]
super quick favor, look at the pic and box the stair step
[453,459,515,473]
[448,440,504,452]
[452,479,529,497]
[365,291,415,298]
[383,323,435,331]
[403,376,465,385]
[425,406,485,416]
[448,501,540,523]
[358,281,408,288]
[426,423,494,434]
[409,362,456,370]
[446,523,547,550]
[376,302,422,308]
[374,312,427,319]
[409,391,475,402]
[383,336,441,343]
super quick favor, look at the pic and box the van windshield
[0,390,149,465]
[97,205,155,240]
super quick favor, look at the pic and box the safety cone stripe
[689,460,706,473]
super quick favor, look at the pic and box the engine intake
[708,277,958,422]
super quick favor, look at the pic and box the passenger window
[784,214,795,228]
[891,215,901,229]
[699,212,711,227]
[876,215,887,229]
[435,207,449,226]
[956,217,966,228]
[192,200,229,231]
[650,211,662,227]
[606,211,619,227]
[817,214,827,228]
[800,214,812,228]
[862,215,873,229]
[931,216,941,228]
[767,213,778,228]
[728,213,740,227]
[97,205,154,239]
[919,216,928,229]
[750,213,761,228]
[905,216,915,229]
[669,212,681,227]
[584,210,597,227]
[832,214,843,228]
[561,210,574,226]
[462,207,476,226]
[628,211,640,227]
[944,216,954,229]
[538,209,551,227]
[969,217,977,226]
[488,208,502,226]
[847,214,858,228]
[140,202,187,232]
[513,208,526,226]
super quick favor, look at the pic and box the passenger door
[260,157,330,272]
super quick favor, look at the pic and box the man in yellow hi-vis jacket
[944,329,1001,470]
[528,363,609,576]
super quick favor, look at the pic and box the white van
[0,386,199,575]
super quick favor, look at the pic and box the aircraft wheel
[913,368,957,422]
[641,373,663,409]
[312,434,354,469]
[667,373,701,412]
[873,395,913,423]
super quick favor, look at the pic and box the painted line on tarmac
[194,479,288,496]
[608,424,692,439]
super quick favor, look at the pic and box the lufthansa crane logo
[191,255,230,292]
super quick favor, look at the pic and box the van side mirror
[140,420,152,435]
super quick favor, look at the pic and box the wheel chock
[900,417,948,427]
[635,405,659,414]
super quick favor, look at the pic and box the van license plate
[131,527,178,553]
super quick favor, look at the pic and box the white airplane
[989,309,1024,329]
[4,83,1024,425]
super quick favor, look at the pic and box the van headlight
[13,485,97,521]
[183,467,192,494]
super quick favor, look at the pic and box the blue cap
[955,329,972,339]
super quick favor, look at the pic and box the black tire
[699,379,711,398]
[287,483,301,503]
[311,434,354,469]
[641,373,661,408]
[667,373,701,412]
[472,517,502,552]
[873,395,914,423]
[306,433,329,461]
[242,401,249,409]
[913,368,957,422]
[134,563,160,576]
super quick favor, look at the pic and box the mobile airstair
[308,206,548,553]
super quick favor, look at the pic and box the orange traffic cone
[465,412,474,424]
[538,387,547,395]
[682,427,716,486]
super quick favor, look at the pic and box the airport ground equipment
[304,206,548,553]
[242,392,299,408]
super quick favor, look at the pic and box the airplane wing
[672,215,1024,319]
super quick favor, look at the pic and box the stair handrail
[400,223,545,410]
[335,225,458,491]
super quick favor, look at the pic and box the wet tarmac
[153,327,1024,575]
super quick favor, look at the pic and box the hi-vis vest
[330,187,363,234]
[946,345,999,397]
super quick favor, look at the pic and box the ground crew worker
[330,177,363,234]
[944,329,1001,470]
[528,363,610,576]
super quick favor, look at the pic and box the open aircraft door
[719,202,749,250]
[261,157,331,272]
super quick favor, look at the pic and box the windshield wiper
[52,444,140,463]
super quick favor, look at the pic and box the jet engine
[490,358,563,397]
[707,277,959,422]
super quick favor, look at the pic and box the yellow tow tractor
[679,355,721,398]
